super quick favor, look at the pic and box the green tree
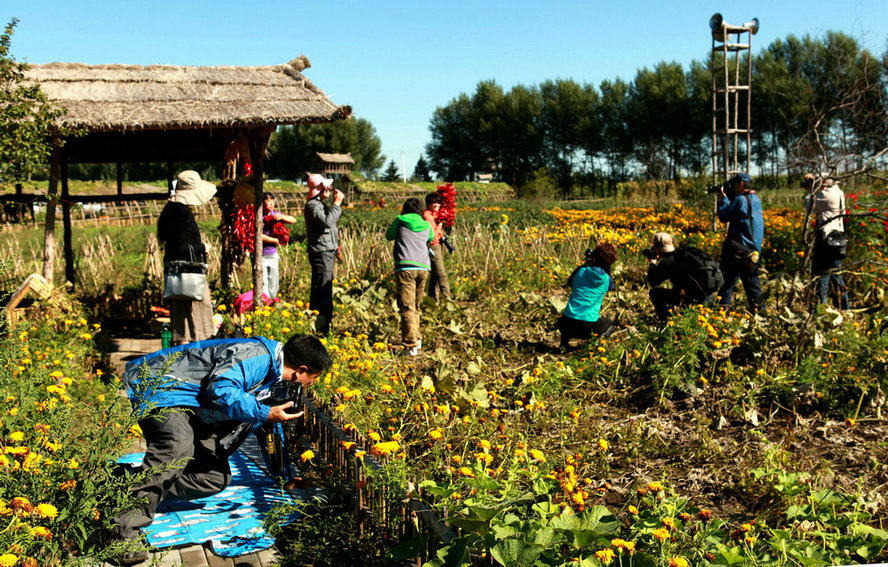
[266,116,385,180]
[426,92,487,181]
[0,18,66,184]
[412,155,432,182]
[382,160,400,182]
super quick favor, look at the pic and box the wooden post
[62,158,75,286]
[249,128,273,308]
[42,150,61,282]
[116,162,123,197]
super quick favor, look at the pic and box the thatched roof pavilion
[29,56,351,163]
[13,56,351,293]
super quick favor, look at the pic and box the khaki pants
[395,270,429,348]
[428,244,452,300]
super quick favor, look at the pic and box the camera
[441,234,455,253]
[706,183,725,194]
[642,247,658,260]
[262,380,304,416]
[801,177,814,189]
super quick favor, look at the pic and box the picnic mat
[119,436,325,557]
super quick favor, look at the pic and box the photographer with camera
[109,334,332,564]
[556,243,618,351]
[423,192,453,301]
[715,173,764,314]
[804,174,849,309]
[646,232,724,321]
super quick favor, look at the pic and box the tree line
[425,31,888,194]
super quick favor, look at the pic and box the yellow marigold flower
[741,522,753,532]
[371,441,400,456]
[595,548,615,565]
[459,466,475,478]
[429,428,443,440]
[529,449,545,462]
[217,304,227,312]
[243,326,252,335]
[35,503,58,519]
[59,479,77,491]
[30,526,52,539]
[598,438,608,452]
[67,459,79,469]
[300,450,315,462]
[845,418,856,427]
[128,424,143,437]
[478,439,491,450]
[652,528,670,541]
[8,431,24,443]
[668,557,689,567]
[662,516,676,529]
[450,492,461,500]
[0,554,19,567]
[97,394,105,403]
[647,481,664,492]
[50,370,64,379]
[341,441,356,450]
[80,333,92,340]
[368,431,381,442]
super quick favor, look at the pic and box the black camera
[441,234,455,253]
[706,183,725,194]
[262,380,304,416]
[642,247,658,260]
[801,177,814,189]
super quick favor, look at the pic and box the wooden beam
[62,158,75,285]
[117,162,123,196]
[42,150,61,282]
[249,126,274,308]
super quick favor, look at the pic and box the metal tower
[709,13,759,186]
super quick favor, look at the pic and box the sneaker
[400,345,420,357]
[416,339,422,350]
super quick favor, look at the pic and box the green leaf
[491,523,522,540]
[389,535,429,559]
[429,538,471,567]
[489,539,543,567]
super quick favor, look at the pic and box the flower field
[2,190,887,566]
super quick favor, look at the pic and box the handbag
[163,246,208,301]
[824,230,848,259]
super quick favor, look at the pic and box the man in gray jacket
[304,174,344,334]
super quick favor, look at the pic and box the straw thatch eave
[27,56,351,133]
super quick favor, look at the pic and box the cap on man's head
[306,173,334,199]
[731,172,752,186]
[652,232,675,253]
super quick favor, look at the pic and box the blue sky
[8,1,888,177]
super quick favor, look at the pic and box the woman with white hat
[303,173,344,334]
[157,170,217,345]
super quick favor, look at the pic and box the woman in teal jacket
[557,243,618,350]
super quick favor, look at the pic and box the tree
[412,155,432,182]
[266,116,385,180]
[0,18,66,184]
[382,160,400,182]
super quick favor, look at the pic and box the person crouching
[556,243,618,351]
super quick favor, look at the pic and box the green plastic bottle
[161,323,172,350]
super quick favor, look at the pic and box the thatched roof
[316,152,355,164]
[27,56,351,132]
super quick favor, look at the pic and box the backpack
[677,246,724,295]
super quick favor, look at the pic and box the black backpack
[677,246,724,295]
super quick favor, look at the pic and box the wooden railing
[301,396,455,565]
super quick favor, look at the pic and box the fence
[301,396,456,566]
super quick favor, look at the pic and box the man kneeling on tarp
[109,334,331,565]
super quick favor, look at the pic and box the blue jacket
[718,191,764,252]
[123,337,283,430]
[563,265,614,322]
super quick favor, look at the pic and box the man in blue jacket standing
[112,334,331,563]
[716,173,764,314]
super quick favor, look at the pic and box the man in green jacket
[386,198,433,356]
